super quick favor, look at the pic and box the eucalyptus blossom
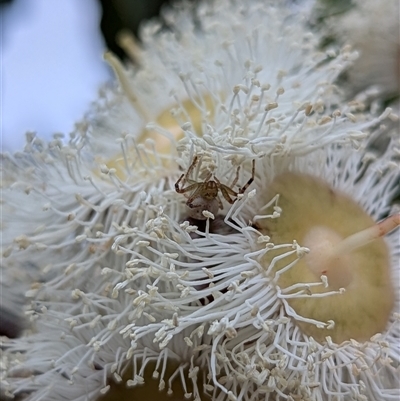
[1,1,399,401]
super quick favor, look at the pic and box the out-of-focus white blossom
[316,0,399,99]
[1,1,399,401]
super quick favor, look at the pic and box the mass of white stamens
[1,1,400,401]
[2,135,399,400]
[85,1,397,167]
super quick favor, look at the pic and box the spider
[175,156,255,220]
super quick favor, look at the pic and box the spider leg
[239,159,255,194]
[186,184,205,205]
[219,185,237,204]
[175,174,185,192]
[176,182,202,195]
[221,184,239,197]
[186,155,199,179]
[216,194,223,209]
[175,156,201,193]
[230,166,240,188]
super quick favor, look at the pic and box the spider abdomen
[187,196,219,220]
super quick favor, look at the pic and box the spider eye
[205,190,217,199]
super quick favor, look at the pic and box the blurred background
[0,0,172,151]
[0,0,173,338]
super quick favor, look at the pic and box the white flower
[316,0,400,98]
[1,1,399,401]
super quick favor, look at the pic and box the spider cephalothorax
[175,156,255,220]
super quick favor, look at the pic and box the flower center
[137,95,215,154]
[303,226,353,290]
[102,52,216,179]
[259,172,397,344]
